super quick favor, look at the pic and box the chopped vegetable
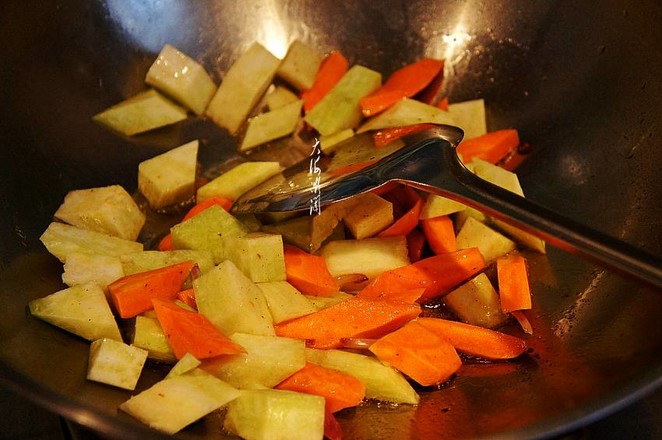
[138,140,198,210]
[358,248,486,301]
[196,161,282,204]
[145,44,217,115]
[442,273,508,328]
[92,89,188,136]
[342,192,394,239]
[29,283,122,341]
[276,39,323,91]
[274,295,421,349]
[152,298,244,359]
[108,260,195,318]
[283,244,339,296]
[456,216,516,263]
[223,389,325,440]
[357,98,456,133]
[301,50,349,113]
[87,338,148,390]
[497,254,532,313]
[54,185,145,241]
[416,317,528,360]
[457,129,520,164]
[368,320,462,386]
[320,236,410,280]
[206,42,280,134]
[360,58,444,117]
[40,222,143,263]
[304,64,382,135]
[240,99,303,151]
[421,215,457,254]
[276,362,365,413]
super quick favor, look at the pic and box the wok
[0,0,661,439]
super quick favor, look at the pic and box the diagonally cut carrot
[456,129,520,164]
[420,215,457,254]
[109,261,195,318]
[496,254,532,313]
[416,317,527,360]
[378,194,423,238]
[369,320,462,386]
[372,123,436,148]
[406,228,426,263]
[152,298,244,359]
[276,362,365,413]
[360,58,444,117]
[283,244,339,296]
[357,248,485,301]
[176,288,197,310]
[301,51,349,113]
[274,295,421,349]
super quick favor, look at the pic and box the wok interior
[1,1,661,439]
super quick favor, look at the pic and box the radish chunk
[138,140,198,210]
[120,370,240,435]
[145,44,216,115]
[29,283,122,342]
[86,338,148,390]
[224,389,325,440]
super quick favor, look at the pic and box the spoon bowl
[232,126,662,288]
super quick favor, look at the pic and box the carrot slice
[436,96,449,111]
[176,288,197,310]
[158,196,234,251]
[378,197,423,238]
[274,296,421,349]
[324,409,343,440]
[109,261,195,318]
[152,298,244,359]
[369,320,462,386]
[416,317,527,360]
[358,248,486,301]
[456,129,520,164]
[283,244,339,296]
[360,58,444,117]
[276,362,365,413]
[406,228,426,262]
[302,51,349,113]
[420,215,457,254]
[496,254,532,313]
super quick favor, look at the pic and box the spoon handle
[390,135,662,289]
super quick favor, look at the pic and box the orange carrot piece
[176,288,197,310]
[416,60,446,106]
[360,58,444,117]
[456,129,520,164]
[420,215,457,254]
[499,142,532,171]
[157,233,173,251]
[378,197,423,238]
[357,287,426,303]
[369,320,462,386]
[275,296,421,349]
[324,409,343,440]
[158,196,234,252]
[109,261,195,318]
[406,228,426,262]
[358,248,486,301]
[372,123,436,148]
[283,244,339,296]
[276,362,366,413]
[436,96,449,111]
[511,310,533,335]
[152,298,244,359]
[496,255,532,313]
[416,317,527,360]
[302,51,349,113]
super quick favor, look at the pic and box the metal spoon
[232,126,662,288]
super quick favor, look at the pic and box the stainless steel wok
[1,1,661,439]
